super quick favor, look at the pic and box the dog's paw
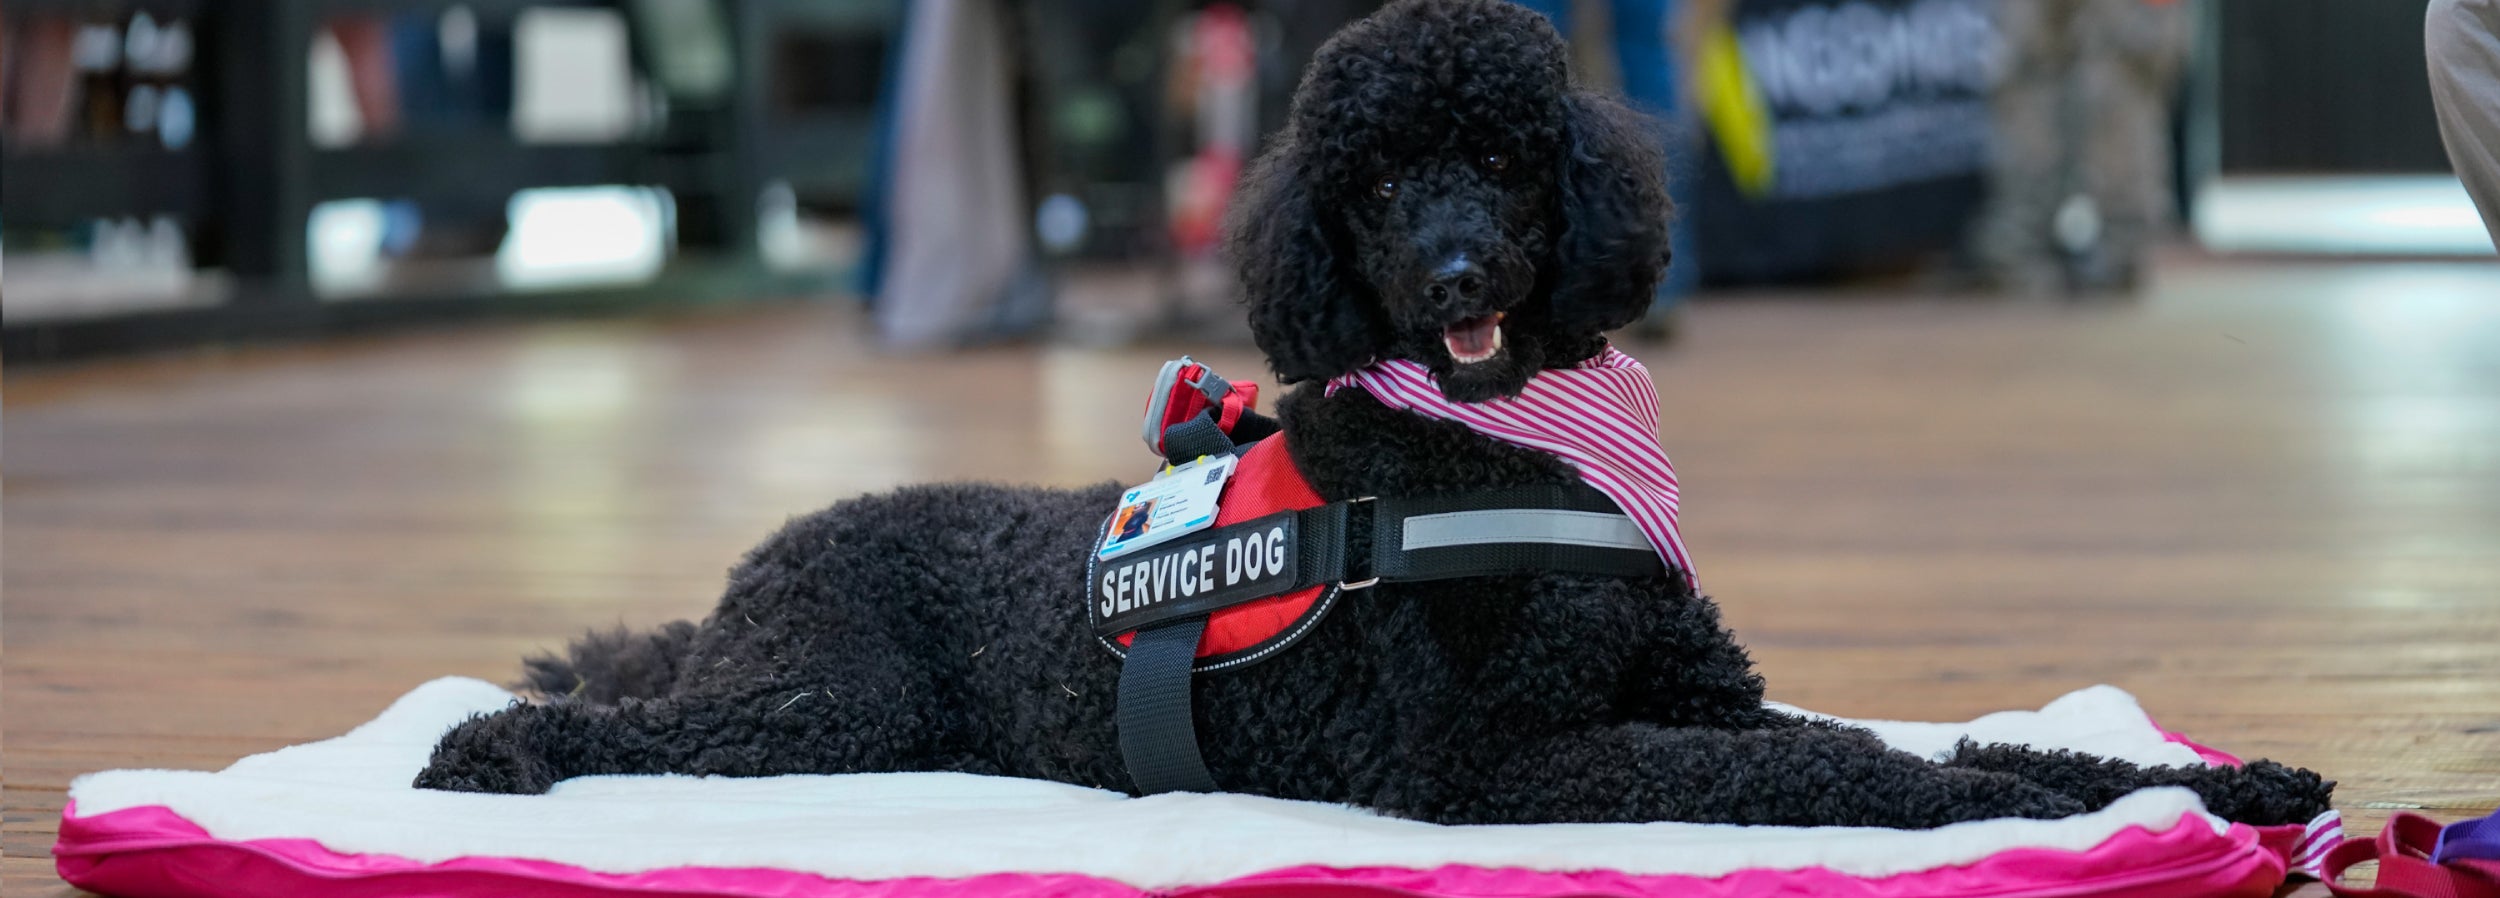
[2188,759,2335,826]
[410,713,561,794]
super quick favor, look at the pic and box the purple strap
[2440,814,2500,864]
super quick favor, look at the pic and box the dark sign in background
[1693,0,1998,285]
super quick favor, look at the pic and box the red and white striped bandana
[1324,345,1695,585]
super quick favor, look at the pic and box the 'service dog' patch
[1093,511,1299,637]
[1086,435,1341,672]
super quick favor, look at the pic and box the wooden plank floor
[7,256,2498,894]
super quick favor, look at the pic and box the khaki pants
[2429,0,2500,248]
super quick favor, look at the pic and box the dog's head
[1227,0,1671,402]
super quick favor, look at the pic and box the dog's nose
[1426,257,1487,305]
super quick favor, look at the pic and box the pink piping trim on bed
[2148,715,2247,768]
[55,802,1142,898]
[2148,711,2342,880]
[56,798,2311,898]
[1195,818,2293,897]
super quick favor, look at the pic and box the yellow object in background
[1695,20,1774,198]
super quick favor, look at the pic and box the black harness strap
[1107,417,1292,795]
[1158,400,1281,466]
[1373,485,1667,582]
[1116,616,1219,794]
[1157,413,1239,463]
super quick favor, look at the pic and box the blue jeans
[389,15,513,127]
[1511,0,1699,304]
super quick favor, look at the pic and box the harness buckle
[1143,356,1263,459]
[1177,363,1229,402]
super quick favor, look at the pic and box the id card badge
[1098,454,1237,560]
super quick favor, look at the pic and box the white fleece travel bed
[56,678,2340,898]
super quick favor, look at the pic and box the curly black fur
[417,0,2333,831]
[1228,0,1664,401]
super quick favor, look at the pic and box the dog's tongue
[1443,315,1503,363]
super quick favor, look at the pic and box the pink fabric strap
[2322,813,2500,898]
[1325,346,1695,585]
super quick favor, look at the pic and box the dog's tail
[519,621,699,704]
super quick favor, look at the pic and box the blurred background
[1,0,2490,359]
[6,5,2500,894]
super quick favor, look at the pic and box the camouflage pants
[1971,0,2191,292]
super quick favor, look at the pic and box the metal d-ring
[1339,496,1379,590]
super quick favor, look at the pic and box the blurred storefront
[1,0,2485,365]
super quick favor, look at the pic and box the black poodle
[416,0,2332,830]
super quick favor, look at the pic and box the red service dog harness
[1093,356,1689,795]
[1092,435,1340,669]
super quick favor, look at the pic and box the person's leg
[472,21,516,124]
[330,16,402,140]
[872,0,1037,348]
[387,13,448,126]
[389,13,513,257]
[388,11,514,128]
[1606,0,1698,306]
[1516,0,1695,316]
[858,14,908,303]
[4,16,81,146]
[2429,0,2500,247]
[625,0,733,104]
[1969,1,2072,295]
[2069,0,2190,291]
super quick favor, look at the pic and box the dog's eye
[1480,153,1510,172]
[1373,177,1398,200]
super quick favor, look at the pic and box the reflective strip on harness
[1403,508,1651,552]
[1373,485,1669,583]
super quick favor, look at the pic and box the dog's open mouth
[1443,313,1505,365]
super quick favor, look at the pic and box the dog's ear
[1547,91,1672,335]
[1227,138,1386,384]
